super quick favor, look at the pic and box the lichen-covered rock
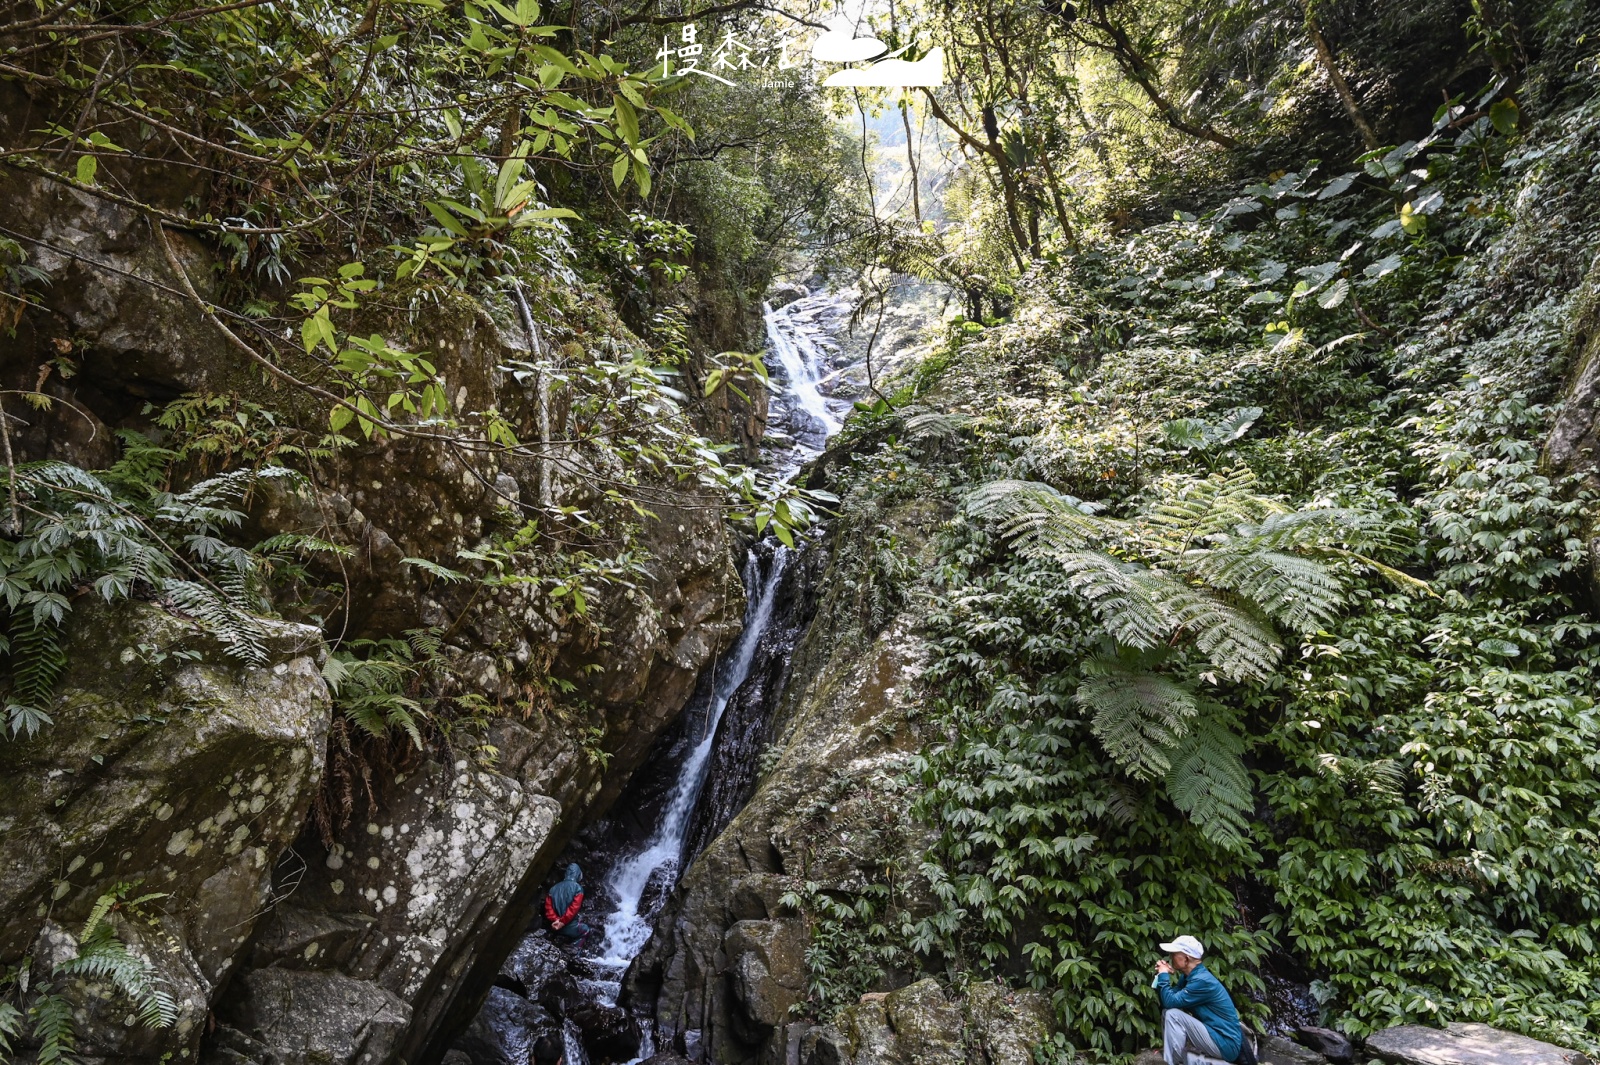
[211,740,564,1065]
[962,981,1055,1065]
[0,600,329,1062]
[820,979,1051,1065]
[210,968,411,1065]
[1364,1022,1591,1065]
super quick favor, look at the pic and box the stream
[458,284,853,1065]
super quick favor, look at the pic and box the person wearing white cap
[1152,934,1246,1064]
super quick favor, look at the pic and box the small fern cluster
[0,883,176,1063]
[1,447,300,737]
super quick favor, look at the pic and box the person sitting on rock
[544,863,591,945]
[1153,935,1246,1064]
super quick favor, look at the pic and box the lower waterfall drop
[585,547,791,1016]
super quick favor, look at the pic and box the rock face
[1364,1023,1591,1065]
[0,601,330,1063]
[802,980,1052,1065]
[1,161,751,1063]
[1259,1034,1327,1065]
[1294,1025,1353,1062]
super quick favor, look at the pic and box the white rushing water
[763,296,843,439]
[560,285,845,1064]
[588,549,790,1009]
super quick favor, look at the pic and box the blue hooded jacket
[545,863,584,928]
[1157,962,1243,1062]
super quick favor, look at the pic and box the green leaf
[1318,278,1350,309]
[611,152,630,188]
[613,94,640,146]
[1489,97,1519,136]
[1477,637,1521,657]
[75,155,97,185]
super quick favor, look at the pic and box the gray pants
[1163,1008,1225,1065]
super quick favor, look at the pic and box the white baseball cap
[1159,935,1205,959]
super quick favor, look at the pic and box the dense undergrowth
[792,50,1600,1064]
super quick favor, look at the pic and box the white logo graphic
[821,45,944,86]
[810,9,944,86]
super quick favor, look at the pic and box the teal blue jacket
[1157,962,1242,1062]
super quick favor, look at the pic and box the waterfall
[763,296,842,441]
[585,548,791,1010]
[465,282,847,1065]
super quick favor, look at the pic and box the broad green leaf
[1489,97,1519,135]
[1318,278,1350,309]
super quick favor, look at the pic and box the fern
[2,457,296,735]
[967,466,1414,839]
[0,999,23,1056]
[29,987,76,1065]
[323,639,427,748]
[6,613,65,736]
[1164,711,1252,848]
[1077,655,1197,779]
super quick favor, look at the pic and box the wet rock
[1365,1023,1590,1065]
[503,933,582,1012]
[1260,1033,1327,1064]
[641,1054,696,1065]
[629,498,1028,1065]
[567,999,641,1061]
[0,601,328,1063]
[1295,1025,1354,1062]
[767,282,810,309]
[1131,1052,1165,1065]
[219,968,411,1065]
[451,986,555,1065]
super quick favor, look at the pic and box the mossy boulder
[0,599,330,1061]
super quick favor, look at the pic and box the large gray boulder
[0,600,330,1062]
[1365,1022,1591,1065]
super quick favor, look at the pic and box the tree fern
[1076,654,1198,779]
[1164,711,1252,849]
[968,466,1415,842]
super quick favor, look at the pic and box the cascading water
[584,548,790,1013]
[764,292,844,438]
[462,283,847,1065]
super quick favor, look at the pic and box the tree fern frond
[1170,587,1283,682]
[1164,711,1252,849]
[1143,467,1279,548]
[1054,554,1178,650]
[1076,660,1198,780]
[1188,547,1344,633]
[904,410,973,442]
[965,479,1112,556]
